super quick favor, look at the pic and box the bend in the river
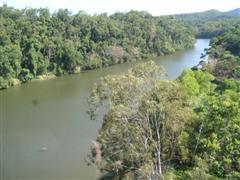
[0,39,209,179]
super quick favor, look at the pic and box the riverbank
[0,39,209,179]
[35,73,56,81]
[0,51,183,90]
[0,47,205,90]
[0,73,57,90]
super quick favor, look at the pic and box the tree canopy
[88,27,240,179]
[176,9,240,38]
[204,27,240,80]
[0,5,195,89]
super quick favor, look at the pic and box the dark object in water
[32,99,38,106]
[200,53,207,59]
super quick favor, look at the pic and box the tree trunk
[155,120,162,179]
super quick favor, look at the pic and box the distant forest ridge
[176,8,240,16]
[175,8,240,38]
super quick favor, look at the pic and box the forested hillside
[205,27,240,79]
[176,8,240,38]
[0,5,195,89]
[88,27,240,179]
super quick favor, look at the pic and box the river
[0,39,210,180]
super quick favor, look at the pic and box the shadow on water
[32,99,39,106]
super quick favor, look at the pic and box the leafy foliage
[88,27,240,179]
[204,27,240,80]
[88,62,194,179]
[0,5,195,89]
[176,9,240,38]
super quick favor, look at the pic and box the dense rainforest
[1,3,240,179]
[88,27,240,179]
[176,8,240,38]
[0,5,195,89]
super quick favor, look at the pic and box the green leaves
[18,68,33,82]
[0,6,196,89]
[0,76,9,89]
[206,27,240,80]
[189,84,240,178]
[88,58,240,179]
[88,62,194,178]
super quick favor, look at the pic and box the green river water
[0,39,210,180]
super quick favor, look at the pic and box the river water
[0,39,209,180]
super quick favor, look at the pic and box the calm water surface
[0,39,210,180]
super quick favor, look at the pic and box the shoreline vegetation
[1,6,239,90]
[1,3,240,180]
[88,27,240,179]
[0,55,159,89]
[35,73,56,81]
[0,5,196,90]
